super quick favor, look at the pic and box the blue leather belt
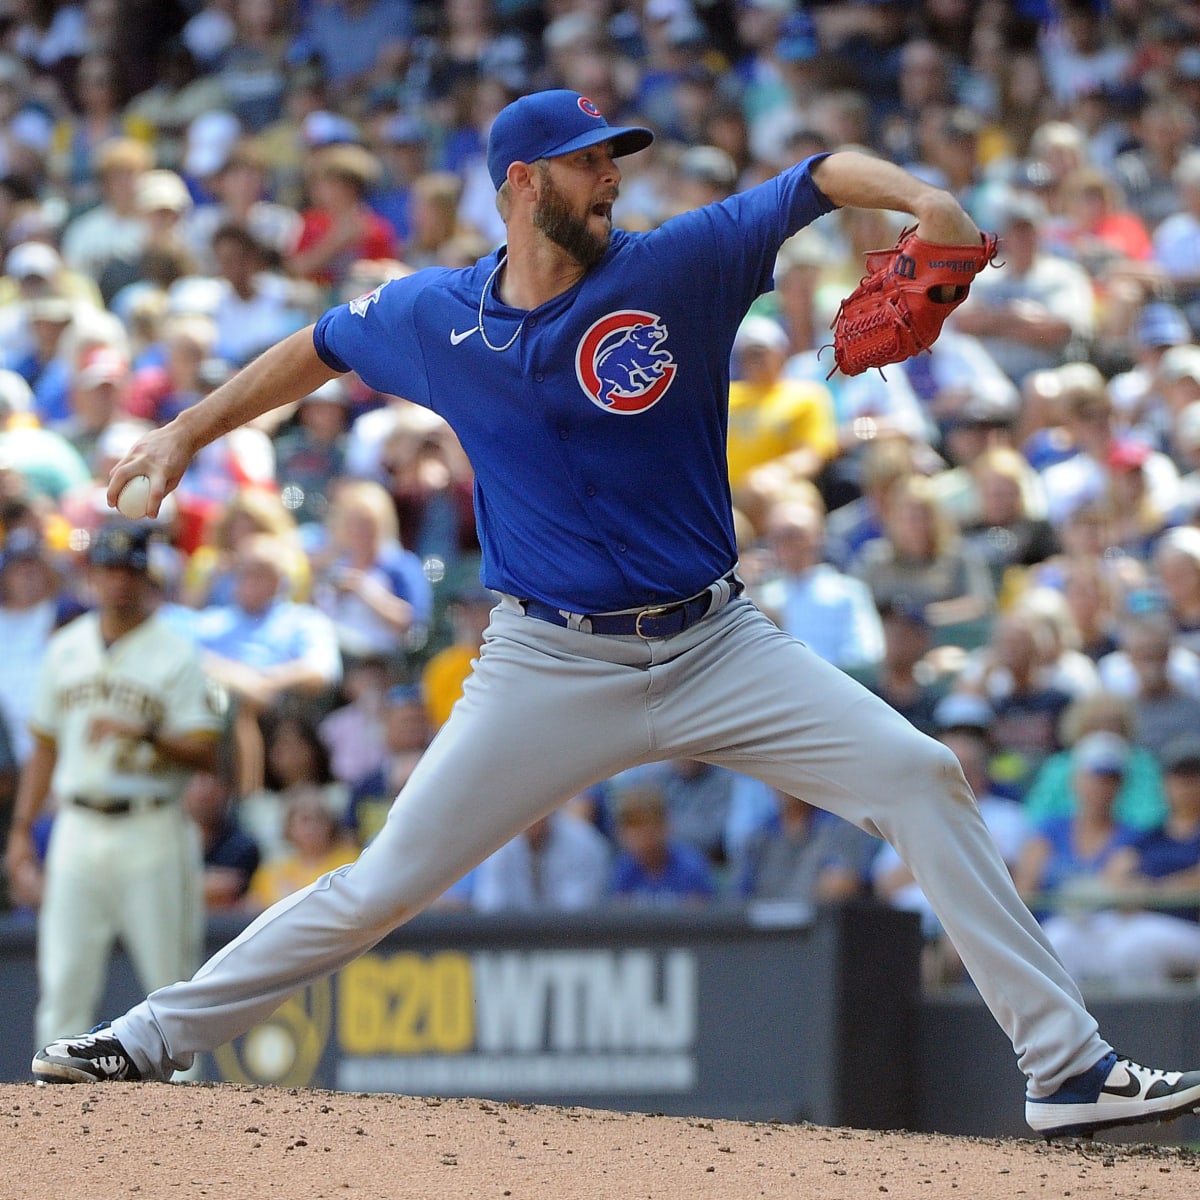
[521,572,743,639]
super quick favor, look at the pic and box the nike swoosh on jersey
[450,327,478,345]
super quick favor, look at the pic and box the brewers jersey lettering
[32,612,222,799]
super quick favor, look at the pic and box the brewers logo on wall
[213,980,333,1087]
[209,947,698,1094]
[575,310,677,414]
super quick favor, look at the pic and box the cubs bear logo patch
[575,311,677,414]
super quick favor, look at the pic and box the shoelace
[1116,1058,1170,1084]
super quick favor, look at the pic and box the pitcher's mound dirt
[2,1082,1197,1199]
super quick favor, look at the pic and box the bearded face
[532,162,612,269]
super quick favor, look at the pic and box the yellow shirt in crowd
[247,842,359,910]
[726,378,837,488]
[420,643,477,729]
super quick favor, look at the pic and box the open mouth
[590,189,619,220]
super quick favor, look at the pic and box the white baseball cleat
[1026,1052,1200,1138]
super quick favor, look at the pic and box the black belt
[521,572,743,639]
[69,795,171,816]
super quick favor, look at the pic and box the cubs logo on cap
[486,90,654,190]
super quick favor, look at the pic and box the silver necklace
[478,252,526,352]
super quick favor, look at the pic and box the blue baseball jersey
[314,155,835,612]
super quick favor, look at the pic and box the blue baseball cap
[89,520,151,572]
[778,12,818,62]
[486,90,653,190]
[1136,301,1191,349]
[0,527,44,572]
[385,684,424,707]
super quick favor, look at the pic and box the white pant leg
[1040,913,1121,987]
[641,602,1109,1096]
[117,809,204,995]
[114,603,659,1079]
[36,810,119,1046]
[1105,911,1200,987]
[114,598,1109,1093]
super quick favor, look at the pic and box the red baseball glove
[829,226,999,377]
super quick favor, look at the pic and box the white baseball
[115,475,152,520]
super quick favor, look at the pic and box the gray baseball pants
[114,595,1108,1096]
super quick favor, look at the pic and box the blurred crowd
[4,0,1200,993]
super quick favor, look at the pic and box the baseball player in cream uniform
[7,521,224,1047]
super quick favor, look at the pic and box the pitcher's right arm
[106,325,342,519]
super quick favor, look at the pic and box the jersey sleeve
[162,641,226,736]
[27,637,63,741]
[640,153,837,316]
[312,275,433,408]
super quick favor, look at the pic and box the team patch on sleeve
[349,283,388,317]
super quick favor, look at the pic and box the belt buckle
[634,603,674,639]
